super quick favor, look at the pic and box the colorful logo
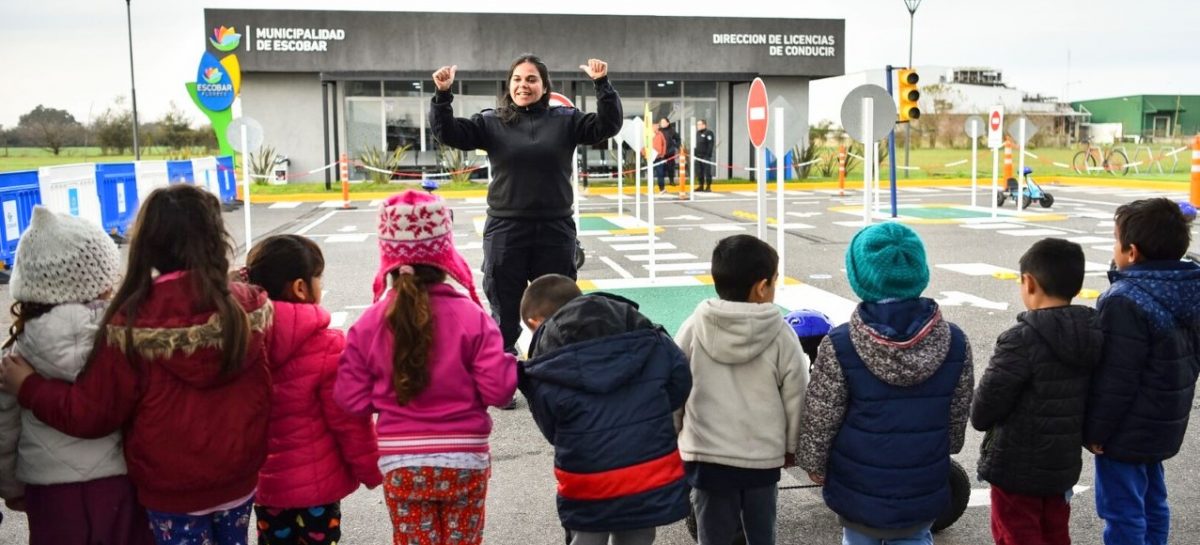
[195,52,235,112]
[202,67,223,84]
[209,26,241,52]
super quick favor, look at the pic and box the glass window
[683,81,717,98]
[345,80,380,97]
[345,98,383,180]
[384,80,423,97]
[384,98,425,155]
[460,81,501,98]
[611,81,645,100]
[649,80,680,98]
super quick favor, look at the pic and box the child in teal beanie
[797,222,974,545]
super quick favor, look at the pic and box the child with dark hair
[1086,198,1200,545]
[0,206,151,544]
[518,273,691,545]
[0,184,273,545]
[797,222,973,545]
[675,235,809,545]
[972,238,1101,545]
[334,190,516,545]
[244,235,381,545]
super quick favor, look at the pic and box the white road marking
[599,235,659,242]
[701,224,747,232]
[1067,236,1112,244]
[294,210,338,235]
[936,263,1017,276]
[338,225,358,232]
[459,242,483,250]
[775,283,857,325]
[998,228,1068,237]
[599,256,634,279]
[641,262,712,273]
[960,223,1027,230]
[329,312,348,328]
[1086,261,1111,272]
[324,234,370,243]
[611,241,676,251]
[268,202,303,209]
[318,200,350,208]
[936,291,1009,311]
[625,253,698,261]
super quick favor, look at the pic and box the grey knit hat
[9,206,121,304]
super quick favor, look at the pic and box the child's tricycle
[995,167,1055,209]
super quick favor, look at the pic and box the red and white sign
[747,78,769,148]
[548,92,575,109]
[987,105,1004,149]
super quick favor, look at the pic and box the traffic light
[898,68,920,122]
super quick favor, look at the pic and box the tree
[18,105,83,156]
[93,97,134,155]
[156,103,194,151]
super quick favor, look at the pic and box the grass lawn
[2,146,1191,187]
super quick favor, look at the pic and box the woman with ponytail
[0,184,273,545]
[334,190,516,545]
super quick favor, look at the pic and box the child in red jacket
[244,235,382,545]
[0,184,273,545]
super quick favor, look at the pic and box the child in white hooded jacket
[0,206,152,544]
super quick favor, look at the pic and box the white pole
[774,107,785,275]
[689,116,696,202]
[635,148,642,219]
[648,159,656,282]
[572,148,580,232]
[874,141,882,216]
[1017,118,1027,215]
[971,123,978,208]
[756,146,766,239]
[862,97,873,226]
[616,141,623,216]
[991,147,999,219]
[241,125,252,255]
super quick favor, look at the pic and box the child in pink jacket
[244,235,382,545]
[335,191,517,545]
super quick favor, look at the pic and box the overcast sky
[1,0,1195,127]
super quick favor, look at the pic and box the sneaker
[658,189,667,195]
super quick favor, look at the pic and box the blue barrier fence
[0,156,234,270]
[95,163,139,236]
[0,170,44,268]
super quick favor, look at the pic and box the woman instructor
[429,55,623,355]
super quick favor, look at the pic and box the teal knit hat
[845,222,929,303]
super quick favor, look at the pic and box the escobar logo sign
[195,52,235,111]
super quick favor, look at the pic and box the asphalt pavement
[3,181,1200,544]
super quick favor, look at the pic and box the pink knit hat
[373,190,480,305]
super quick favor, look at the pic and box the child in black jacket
[972,238,1101,545]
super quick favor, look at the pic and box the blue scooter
[995,166,1055,209]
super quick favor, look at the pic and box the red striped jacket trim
[554,450,684,501]
[377,434,490,455]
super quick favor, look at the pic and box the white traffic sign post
[774,107,786,276]
[840,85,897,225]
[747,78,769,240]
[988,106,1005,218]
[964,116,984,208]
[1007,116,1040,215]
[227,117,263,255]
[647,153,656,281]
[689,116,697,202]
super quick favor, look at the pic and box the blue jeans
[146,497,253,545]
[691,485,777,545]
[841,523,932,545]
[1094,455,1170,545]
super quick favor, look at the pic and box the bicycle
[1072,141,1129,176]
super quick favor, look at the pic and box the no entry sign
[747,78,768,148]
[988,106,1004,149]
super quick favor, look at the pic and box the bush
[359,145,410,183]
[248,144,276,185]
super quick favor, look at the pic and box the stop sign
[989,111,1001,131]
[548,92,574,109]
[747,78,769,148]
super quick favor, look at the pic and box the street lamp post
[903,0,921,178]
[125,0,141,160]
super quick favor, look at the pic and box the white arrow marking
[936,291,1009,311]
[664,214,703,220]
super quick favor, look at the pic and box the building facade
[1072,95,1199,142]
[202,9,844,182]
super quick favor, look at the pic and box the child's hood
[1107,260,1200,328]
[1018,305,1102,370]
[523,293,661,394]
[849,298,951,387]
[16,300,107,382]
[104,277,273,388]
[691,298,786,365]
[267,300,335,367]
